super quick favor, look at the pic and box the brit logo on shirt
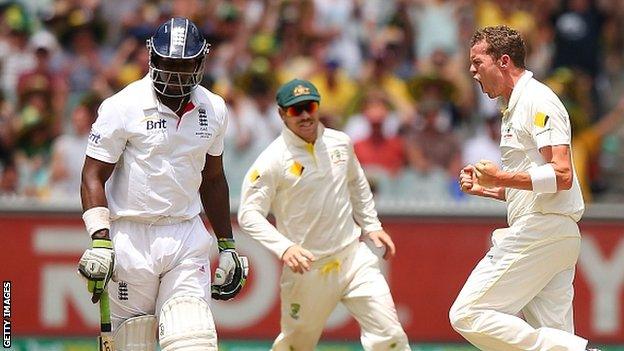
[146,118,167,131]
[143,113,167,135]
[88,129,101,144]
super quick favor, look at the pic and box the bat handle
[100,291,112,332]
[98,291,115,351]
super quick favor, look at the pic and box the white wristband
[528,164,557,193]
[82,207,111,236]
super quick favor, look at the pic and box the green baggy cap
[276,79,321,107]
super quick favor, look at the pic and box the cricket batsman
[77,17,248,350]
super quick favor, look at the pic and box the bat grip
[100,291,112,332]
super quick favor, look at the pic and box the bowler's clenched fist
[474,159,501,188]
[459,165,484,195]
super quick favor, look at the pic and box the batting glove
[78,239,115,303]
[211,238,249,301]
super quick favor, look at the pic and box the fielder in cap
[238,78,410,350]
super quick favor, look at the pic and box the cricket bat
[98,291,115,351]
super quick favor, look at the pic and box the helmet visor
[149,56,205,97]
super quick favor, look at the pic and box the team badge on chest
[330,149,347,165]
[195,107,212,139]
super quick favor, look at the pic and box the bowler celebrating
[449,25,594,351]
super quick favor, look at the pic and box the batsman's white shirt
[500,70,584,225]
[85,76,227,332]
[86,75,228,221]
[238,124,382,259]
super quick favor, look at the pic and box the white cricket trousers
[106,216,214,330]
[449,213,588,351]
[272,241,410,351]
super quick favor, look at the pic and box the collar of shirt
[281,123,326,148]
[503,70,533,117]
[138,75,199,116]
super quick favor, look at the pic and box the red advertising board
[1,214,623,342]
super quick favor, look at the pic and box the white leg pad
[114,315,158,351]
[158,296,217,351]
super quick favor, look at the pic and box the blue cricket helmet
[146,17,210,97]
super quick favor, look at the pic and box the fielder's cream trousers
[449,213,588,351]
[272,241,410,351]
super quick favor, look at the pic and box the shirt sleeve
[85,99,128,163]
[530,95,571,150]
[346,140,383,233]
[237,153,295,258]
[207,97,227,156]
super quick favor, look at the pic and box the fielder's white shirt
[86,75,228,221]
[238,124,383,259]
[500,70,584,225]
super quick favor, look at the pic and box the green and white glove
[78,239,115,303]
[211,238,249,301]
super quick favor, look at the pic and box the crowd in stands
[1,0,624,206]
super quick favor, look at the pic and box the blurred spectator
[0,27,36,104]
[309,58,358,127]
[408,74,463,129]
[48,93,101,201]
[551,0,605,78]
[403,99,462,179]
[13,88,55,197]
[312,0,363,76]
[353,90,406,176]
[525,19,555,79]
[571,96,624,202]
[224,68,282,197]
[357,46,414,122]
[462,112,501,167]
[60,25,112,93]
[228,68,282,152]
[476,0,536,36]
[408,0,460,61]
[0,161,18,196]
[104,36,149,90]
[344,90,402,144]
[0,91,15,166]
[417,48,475,117]
[17,32,66,135]
[0,93,16,195]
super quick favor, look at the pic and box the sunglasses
[284,101,319,117]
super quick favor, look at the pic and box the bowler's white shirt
[238,124,382,259]
[500,70,584,225]
[86,76,228,221]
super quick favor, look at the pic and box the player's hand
[459,165,485,195]
[212,239,249,301]
[474,159,501,188]
[78,239,115,303]
[365,230,396,260]
[282,245,315,274]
